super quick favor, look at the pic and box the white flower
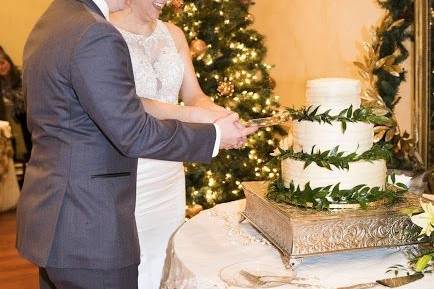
[411,200,434,237]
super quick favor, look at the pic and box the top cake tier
[306,78,361,114]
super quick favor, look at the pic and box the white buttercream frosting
[306,78,361,114]
[278,77,387,192]
[292,120,374,154]
[281,159,387,190]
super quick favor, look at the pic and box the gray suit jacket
[16,0,216,269]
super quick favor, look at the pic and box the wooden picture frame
[414,0,432,168]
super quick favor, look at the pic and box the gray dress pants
[39,265,138,289]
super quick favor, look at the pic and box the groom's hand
[215,113,258,150]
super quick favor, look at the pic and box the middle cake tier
[292,120,374,154]
[281,158,387,190]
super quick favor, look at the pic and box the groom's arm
[71,22,216,163]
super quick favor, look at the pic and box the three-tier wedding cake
[244,78,414,258]
[272,78,391,208]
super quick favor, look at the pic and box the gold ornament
[217,80,235,97]
[246,13,255,22]
[169,0,184,11]
[190,39,207,58]
[268,76,276,89]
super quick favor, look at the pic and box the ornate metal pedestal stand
[241,181,422,268]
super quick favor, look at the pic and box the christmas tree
[162,0,281,208]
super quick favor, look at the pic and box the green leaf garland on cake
[286,105,394,132]
[271,78,400,211]
[267,179,405,210]
[277,143,392,170]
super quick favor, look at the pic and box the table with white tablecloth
[162,200,434,289]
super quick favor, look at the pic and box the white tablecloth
[162,200,434,289]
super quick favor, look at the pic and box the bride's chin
[147,12,160,22]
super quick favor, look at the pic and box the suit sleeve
[70,22,216,163]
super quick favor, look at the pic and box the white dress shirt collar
[91,0,110,20]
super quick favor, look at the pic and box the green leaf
[338,108,348,117]
[395,182,408,190]
[304,160,313,169]
[360,187,370,195]
[332,183,341,195]
[309,106,320,118]
[341,121,347,133]
[353,184,366,191]
[415,255,432,272]
[320,150,331,158]
[310,145,316,154]
[330,146,339,156]
[391,172,396,184]
[347,105,353,118]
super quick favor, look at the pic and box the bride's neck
[110,9,156,36]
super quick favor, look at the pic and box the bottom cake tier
[281,158,387,190]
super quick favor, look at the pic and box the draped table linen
[162,200,433,289]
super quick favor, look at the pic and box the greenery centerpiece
[410,200,434,272]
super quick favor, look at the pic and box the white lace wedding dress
[116,20,185,289]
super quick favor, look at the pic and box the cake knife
[244,112,291,128]
[337,273,424,289]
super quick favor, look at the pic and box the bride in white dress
[110,1,234,288]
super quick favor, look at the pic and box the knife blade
[337,273,424,289]
[244,112,291,128]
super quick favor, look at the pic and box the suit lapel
[76,0,106,19]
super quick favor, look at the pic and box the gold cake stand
[241,181,423,267]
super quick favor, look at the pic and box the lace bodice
[116,20,184,104]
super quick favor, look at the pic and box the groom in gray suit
[16,0,255,288]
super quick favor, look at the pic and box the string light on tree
[245,13,255,23]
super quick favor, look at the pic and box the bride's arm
[140,23,233,123]
[139,98,224,123]
[166,23,231,115]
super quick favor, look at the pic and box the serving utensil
[239,270,311,287]
[337,273,424,289]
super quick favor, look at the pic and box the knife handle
[337,283,379,289]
